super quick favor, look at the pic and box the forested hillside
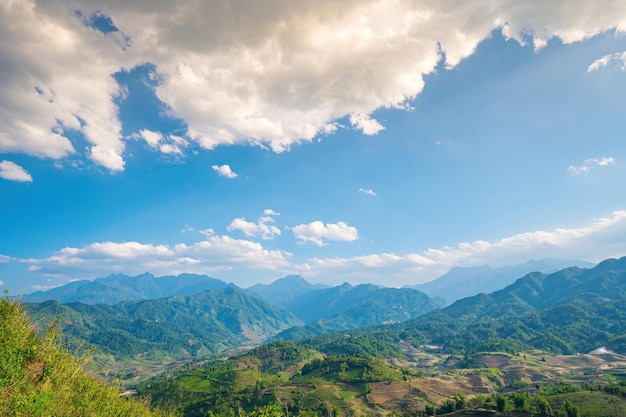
[25,287,301,361]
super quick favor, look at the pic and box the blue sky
[1,1,626,293]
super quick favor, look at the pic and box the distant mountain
[392,256,626,354]
[435,256,626,321]
[23,272,236,304]
[25,287,301,360]
[273,282,440,340]
[246,275,329,308]
[408,258,595,305]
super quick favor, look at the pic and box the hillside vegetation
[25,287,301,363]
[0,294,172,417]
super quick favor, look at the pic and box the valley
[4,256,626,416]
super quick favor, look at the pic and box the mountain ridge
[23,272,237,305]
[408,258,595,305]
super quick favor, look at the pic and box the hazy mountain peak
[23,272,233,305]
[408,258,595,305]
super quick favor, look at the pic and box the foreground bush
[0,294,174,417]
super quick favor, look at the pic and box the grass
[0,294,174,417]
[549,391,626,417]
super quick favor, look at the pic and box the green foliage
[298,355,401,383]
[0,294,172,417]
[25,288,301,363]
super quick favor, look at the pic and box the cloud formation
[294,211,626,285]
[292,221,359,246]
[26,235,291,281]
[0,160,33,182]
[8,211,626,289]
[212,164,238,178]
[567,157,615,176]
[2,1,625,170]
[135,130,188,155]
[588,51,626,72]
[227,210,281,240]
[359,188,376,196]
[350,113,385,135]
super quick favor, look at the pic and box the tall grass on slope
[0,293,174,417]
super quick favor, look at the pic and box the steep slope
[23,272,236,304]
[298,256,626,356]
[398,256,626,354]
[441,256,626,321]
[25,287,302,361]
[409,259,594,305]
[275,283,439,340]
[0,295,171,416]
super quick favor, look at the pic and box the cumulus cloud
[0,1,126,171]
[293,211,626,286]
[292,221,359,246]
[135,129,188,155]
[26,235,291,280]
[11,211,626,287]
[349,113,385,135]
[359,188,376,196]
[567,156,615,176]
[2,1,626,169]
[0,160,33,182]
[227,210,281,240]
[588,51,626,72]
[212,164,238,178]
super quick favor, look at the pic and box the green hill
[0,294,172,417]
[25,287,302,363]
[295,256,626,357]
[264,282,439,340]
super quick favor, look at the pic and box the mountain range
[23,272,236,305]
[26,287,300,360]
[20,257,616,363]
[407,258,595,305]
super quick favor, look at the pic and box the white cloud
[0,160,33,182]
[292,221,359,246]
[294,211,626,286]
[0,2,126,171]
[12,211,626,288]
[0,280,4,288]
[587,51,626,72]
[26,235,291,280]
[136,129,187,155]
[139,129,163,148]
[181,224,195,233]
[359,188,376,196]
[212,164,238,178]
[349,113,385,135]
[568,157,615,176]
[227,211,281,240]
[2,1,625,168]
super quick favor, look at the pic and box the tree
[563,400,580,417]
[453,393,467,410]
[535,395,552,416]
[495,394,510,412]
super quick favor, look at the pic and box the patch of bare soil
[475,354,512,369]
[368,381,414,403]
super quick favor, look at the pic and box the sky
[1,0,626,294]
